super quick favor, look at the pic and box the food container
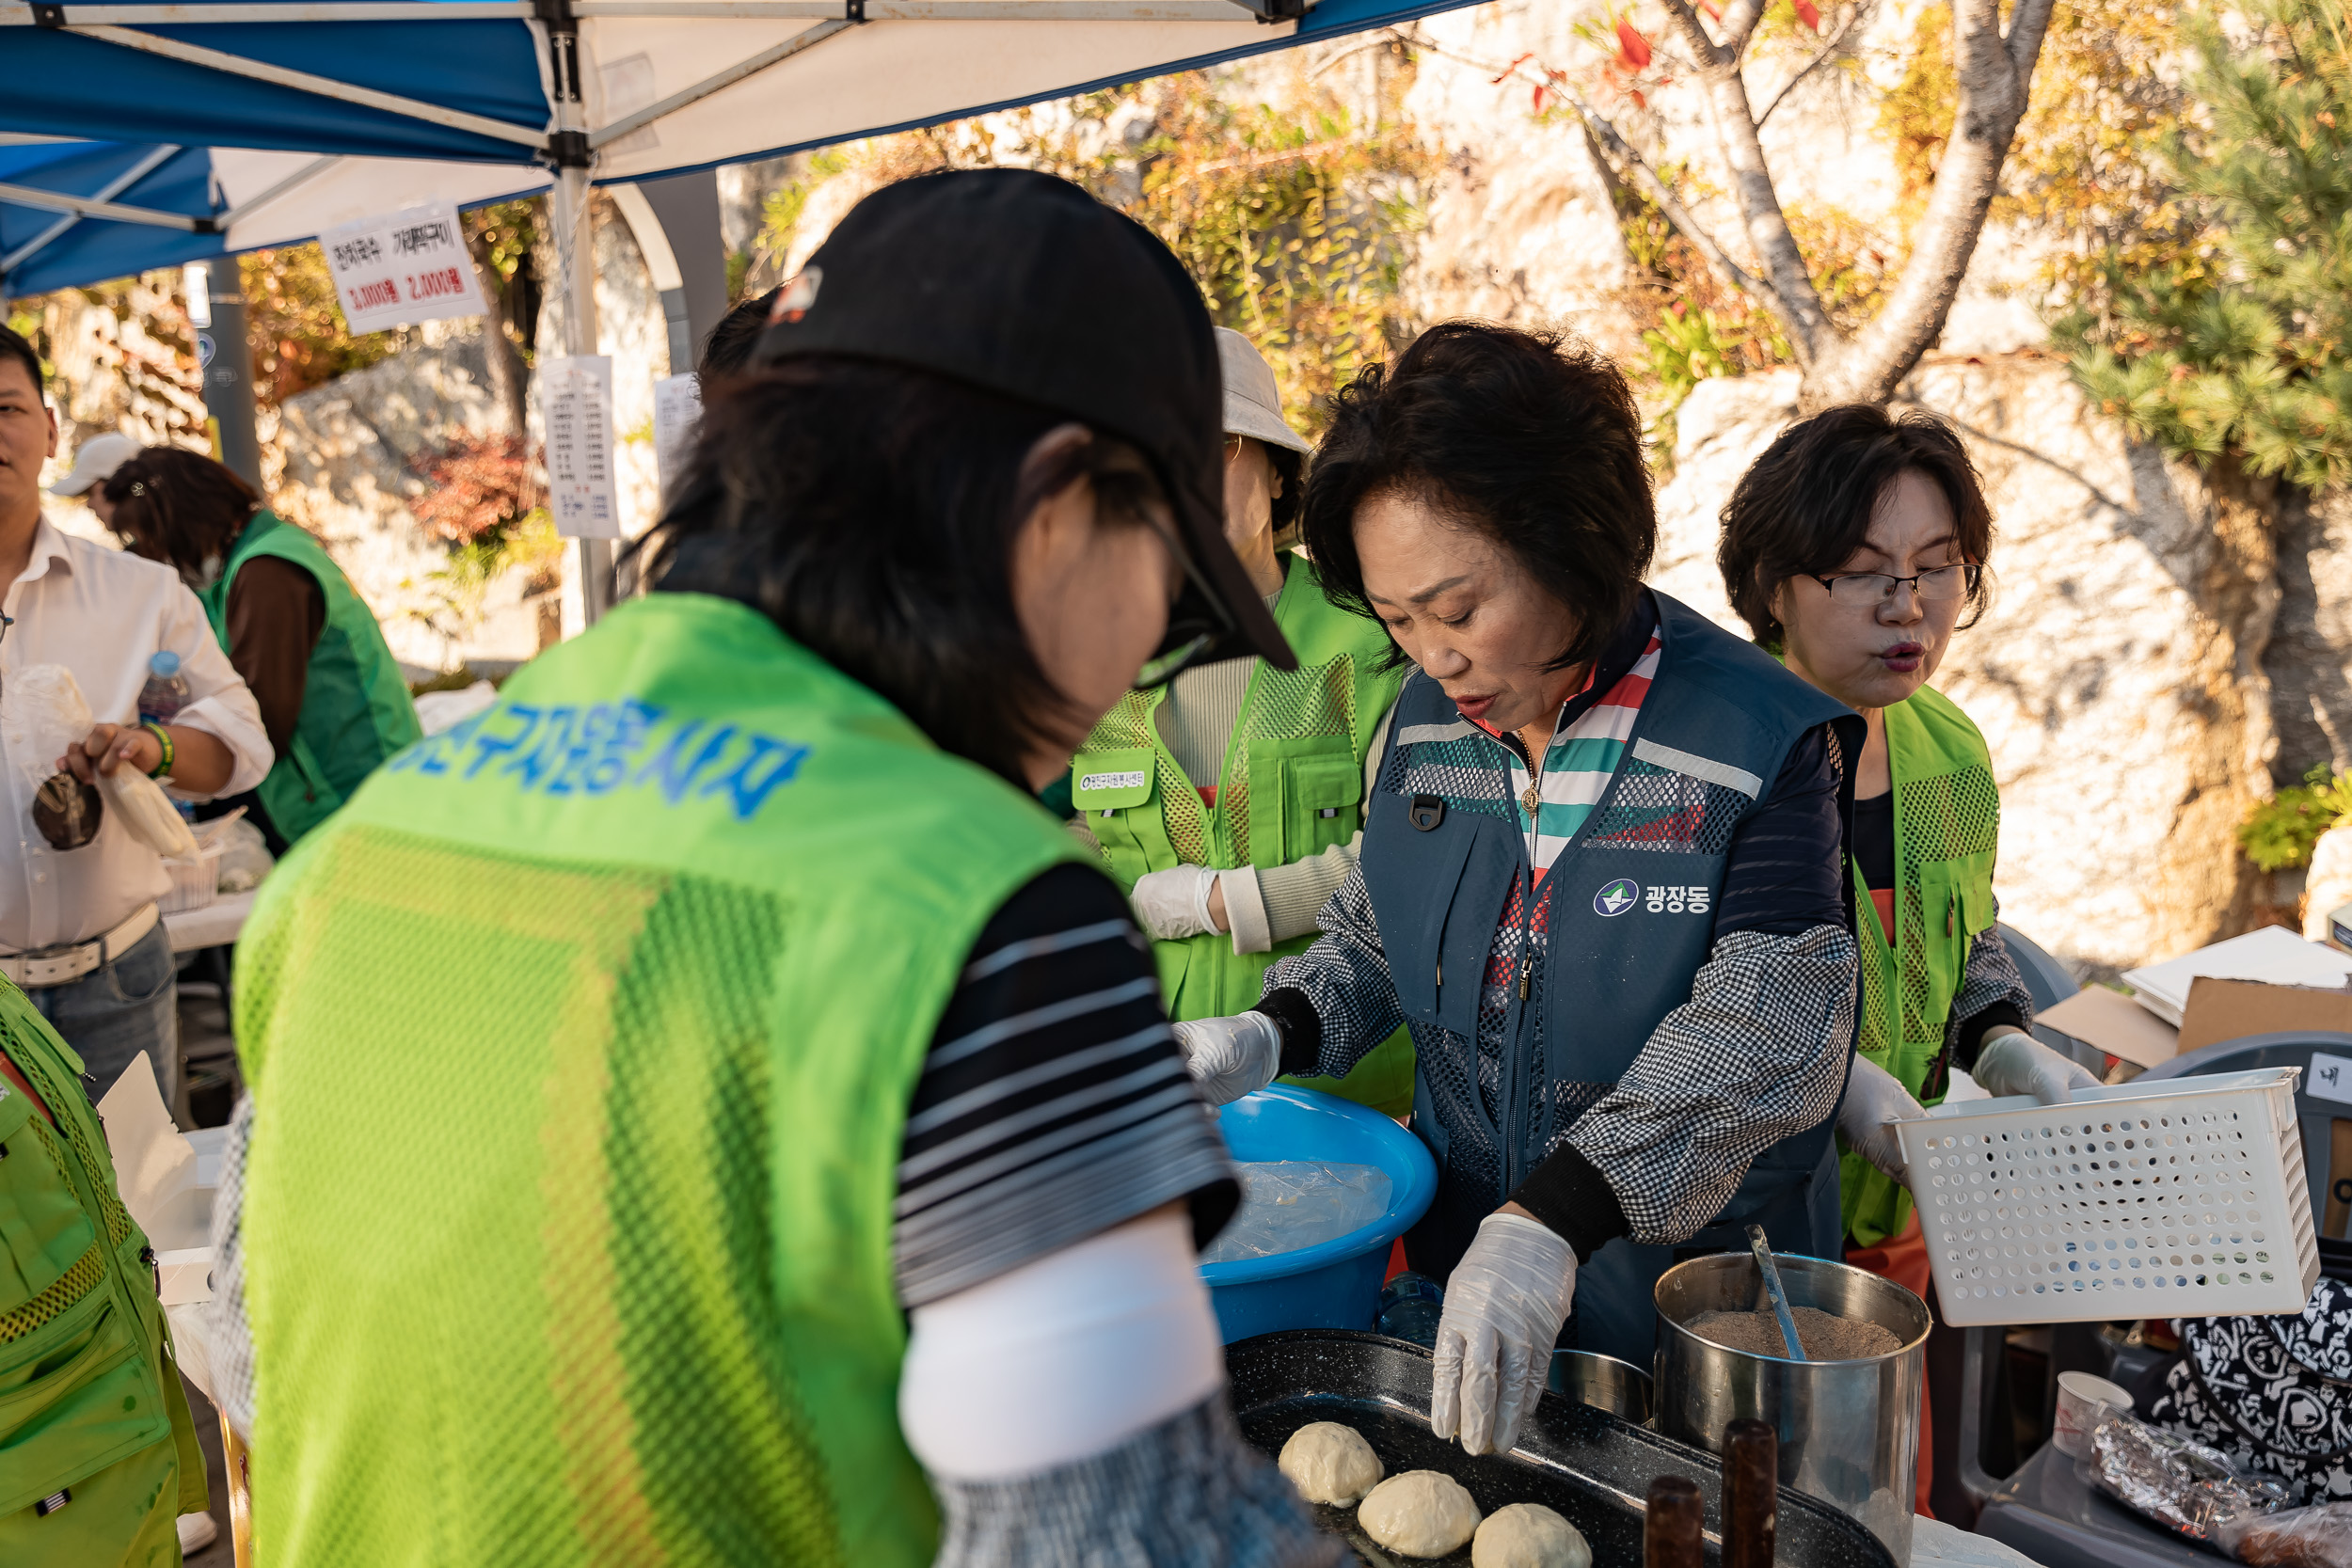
[1897,1067,2321,1324]
[159,841,224,913]
[1654,1250,1930,1564]
[1548,1348,1652,1421]
[1202,1085,1437,1342]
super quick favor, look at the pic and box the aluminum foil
[2088,1414,2288,1543]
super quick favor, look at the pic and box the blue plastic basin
[1200,1085,1438,1343]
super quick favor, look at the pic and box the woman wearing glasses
[1069,328,1411,1114]
[1716,404,2097,1515]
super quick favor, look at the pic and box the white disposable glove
[1971,1027,2102,1105]
[1430,1212,1578,1457]
[1129,864,1220,941]
[1838,1054,1924,1186]
[1169,1010,1281,1106]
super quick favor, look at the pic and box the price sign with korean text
[320,201,488,336]
[544,356,621,539]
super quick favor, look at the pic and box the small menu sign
[543,356,620,539]
[320,200,487,335]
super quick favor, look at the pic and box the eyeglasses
[1806,562,1981,607]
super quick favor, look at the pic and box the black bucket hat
[752,167,1295,679]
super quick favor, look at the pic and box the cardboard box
[2121,926,2352,1025]
[2038,987,2181,1069]
[2177,974,2352,1054]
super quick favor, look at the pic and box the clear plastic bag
[196,812,274,893]
[1198,1161,1392,1264]
[2219,1504,2352,1567]
[4,662,196,858]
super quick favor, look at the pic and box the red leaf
[1615,17,1653,69]
[1793,0,1821,29]
[1492,50,1536,85]
[1533,84,1548,111]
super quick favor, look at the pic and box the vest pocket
[0,1093,98,1314]
[0,1297,168,1518]
[1246,736,1361,866]
[1917,855,1995,1027]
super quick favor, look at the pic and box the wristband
[140,721,174,780]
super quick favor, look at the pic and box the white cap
[49,433,141,498]
[1215,328,1312,456]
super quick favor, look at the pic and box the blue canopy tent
[0,0,1477,610]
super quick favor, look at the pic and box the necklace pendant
[1520,784,1540,816]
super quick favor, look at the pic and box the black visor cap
[750,168,1295,677]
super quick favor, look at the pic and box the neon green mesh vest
[1069,558,1412,1114]
[1839,685,2002,1247]
[198,509,423,844]
[0,980,207,1560]
[233,594,1084,1568]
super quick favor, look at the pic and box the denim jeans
[26,917,179,1107]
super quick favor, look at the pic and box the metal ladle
[1746,1224,1808,1362]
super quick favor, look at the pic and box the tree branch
[1717,0,1771,57]
[1800,0,2050,407]
[2001,0,2059,79]
[1757,0,1869,129]
[1695,62,1827,360]
[1571,98,1818,357]
[1655,0,1732,67]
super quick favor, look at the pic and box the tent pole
[552,161,612,627]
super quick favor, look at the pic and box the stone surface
[2269,486,2352,784]
[1649,356,2276,975]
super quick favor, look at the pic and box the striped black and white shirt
[892,862,1239,1308]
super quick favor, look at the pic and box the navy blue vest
[1361,593,1862,1362]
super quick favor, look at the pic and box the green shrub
[2239,767,2352,872]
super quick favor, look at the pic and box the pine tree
[2059,0,2352,488]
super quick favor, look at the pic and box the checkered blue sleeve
[1564,923,1858,1243]
[1257,861,1406,1079]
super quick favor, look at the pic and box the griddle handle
[1644,1474,1704,1568]
[1722,1418,1777,1568]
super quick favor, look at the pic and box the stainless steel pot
[1547,1348,1652,1421]
[1654,1251,1929,1564]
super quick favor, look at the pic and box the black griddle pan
[1228,1330,1898,1568]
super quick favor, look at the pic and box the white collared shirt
[0,519,272,951]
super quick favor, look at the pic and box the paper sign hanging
[651,373,703,502]
[544,356,621,539]
[320,200,487,336]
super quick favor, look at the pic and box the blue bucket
[1200,1084,1438,1343]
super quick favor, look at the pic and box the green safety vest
[233,594,1085,1568]
[1070,558,1414,1115]
[1839,685,2003,1247]
[199,509,422,845]
[0,980,206,1564]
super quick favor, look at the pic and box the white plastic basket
[1896,1067,2321,1325]
[158,842,223,914]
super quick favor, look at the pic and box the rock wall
[1649,356,2278,976]
[2270,487,2352,784]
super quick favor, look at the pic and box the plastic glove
[1129,864,1220,941]
[1169,1011,1281,1106]
[1971,1027,2102,1105]
[1838,1054,1924,1185]
[1430,1212,1578,1456]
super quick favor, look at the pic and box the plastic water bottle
[137,650,190,725]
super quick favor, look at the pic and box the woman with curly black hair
[1169,322,1866,1465]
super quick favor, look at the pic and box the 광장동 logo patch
[1594,878,1639,917]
